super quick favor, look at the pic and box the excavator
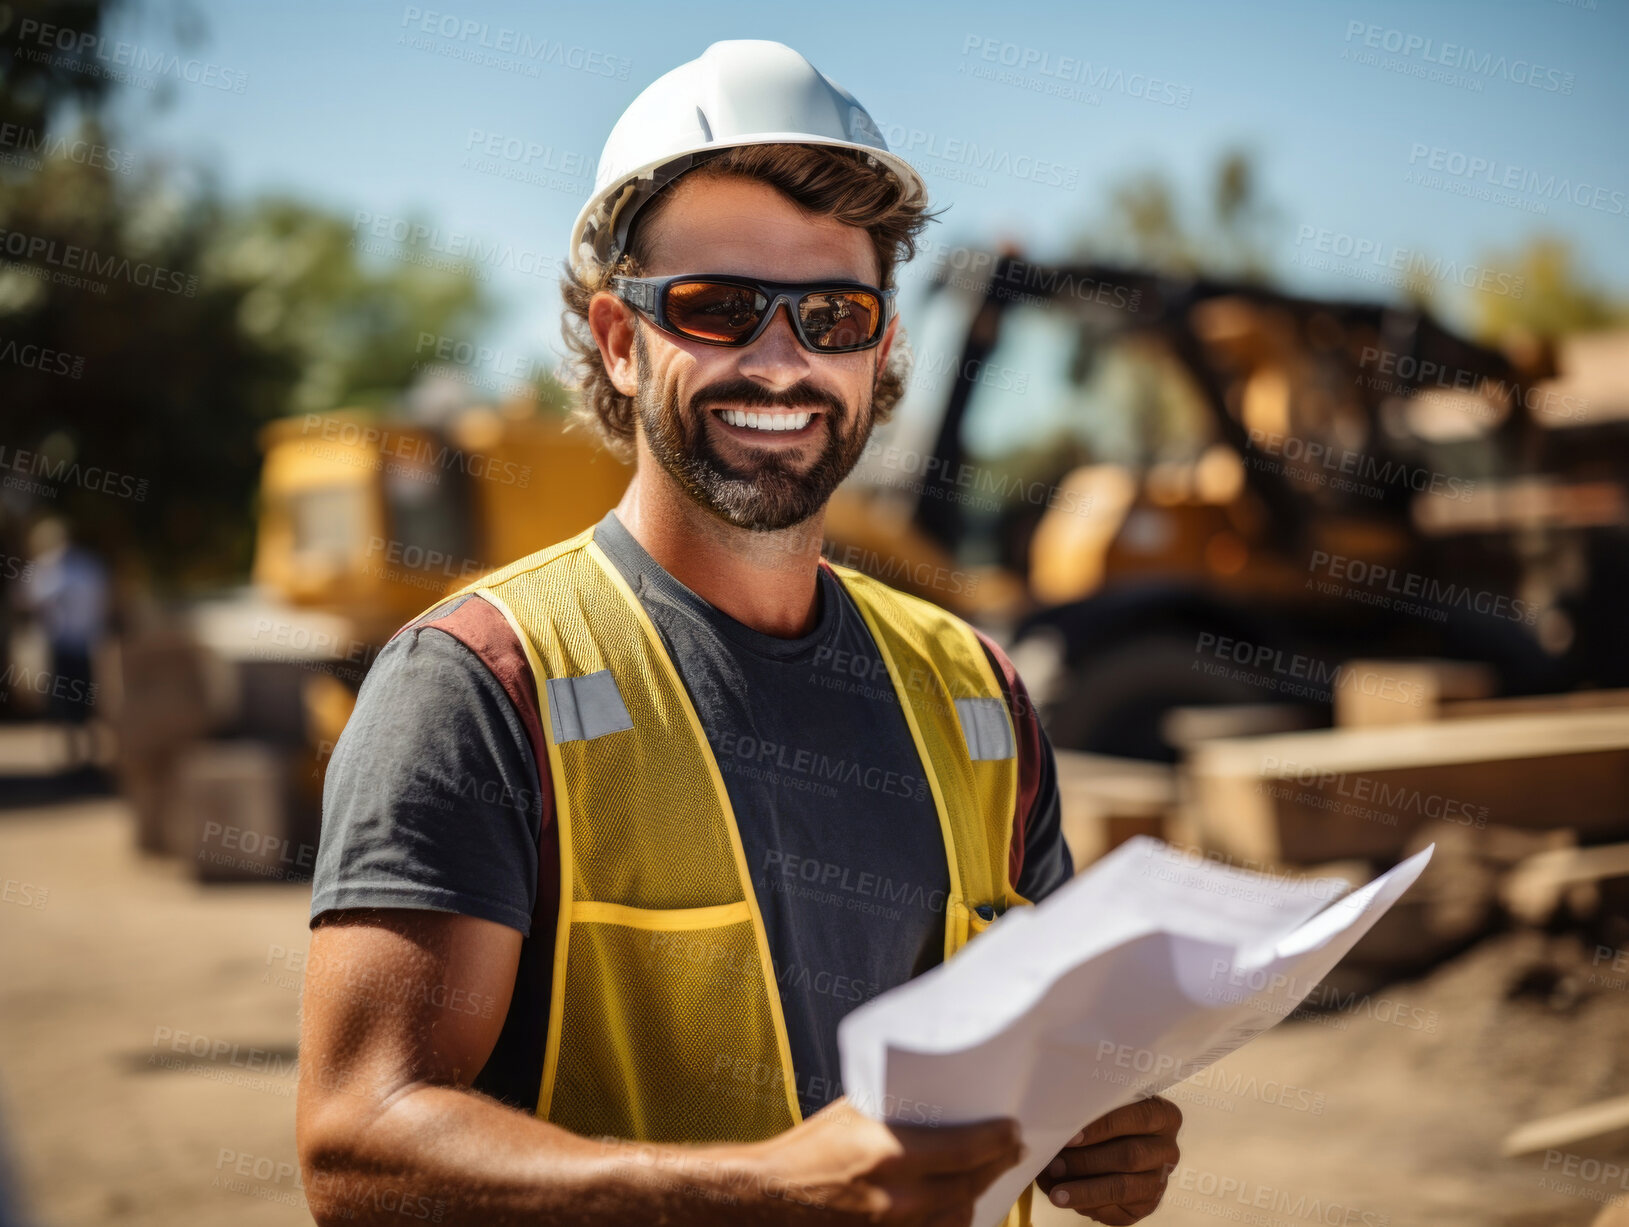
[820,249,1629,759]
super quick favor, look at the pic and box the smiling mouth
[709,407,822,435]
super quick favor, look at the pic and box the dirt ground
[3,795,1626,1227]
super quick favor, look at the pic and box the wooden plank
[1162,703,1321,749]
[1502,842,1629,924]
[1502,1094,1629,1157]
[1442,688,1629,721]
[1185,709,1629,864]
[1192,708,1629,776]
[1333,659,1494,728]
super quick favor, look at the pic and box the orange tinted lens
[664,281,768,342]
[799,290,882,349]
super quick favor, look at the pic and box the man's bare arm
[295,908,1025,1226]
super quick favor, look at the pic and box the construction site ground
[3,793,1626,1227]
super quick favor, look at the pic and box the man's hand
[742,1096,1026,1224]
[1034,1096,1182,1225]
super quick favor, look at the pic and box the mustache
[690,378,846,417]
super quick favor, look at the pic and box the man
[16,517,108,767]
[297,40,1180,1227]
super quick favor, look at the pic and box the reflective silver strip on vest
[546,670,635,743]
[955,697,1014,761]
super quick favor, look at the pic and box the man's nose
[736,300,812,386]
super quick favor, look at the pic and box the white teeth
[719,409,813,432]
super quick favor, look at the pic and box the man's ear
[588,292,639,397]
[873,312,901,381]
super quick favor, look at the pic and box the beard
[633,325,876,532]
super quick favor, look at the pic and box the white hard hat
[569,40,927,277]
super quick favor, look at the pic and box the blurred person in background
[16,518,108,768]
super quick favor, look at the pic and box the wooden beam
[1502,1094,1629,1157]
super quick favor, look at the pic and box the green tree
[0,3,498,590]
[1072,149,1277,281]
[1473,235,1626,343]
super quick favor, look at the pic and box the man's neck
[613,470,827,639]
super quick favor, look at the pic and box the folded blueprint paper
[837,837,1434,1227]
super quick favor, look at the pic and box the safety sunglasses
[610,273,895,354]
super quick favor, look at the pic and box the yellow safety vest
[426,524,1036,1225]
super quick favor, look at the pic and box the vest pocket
[547,901,798,1145]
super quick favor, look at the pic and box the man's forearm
[299,1080,806,1226]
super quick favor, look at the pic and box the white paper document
[837,837,1434,1227]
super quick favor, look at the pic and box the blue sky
[108,0,1628,368]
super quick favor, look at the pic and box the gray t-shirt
[312,509,1071,1119]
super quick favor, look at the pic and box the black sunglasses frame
[609,273,896,354]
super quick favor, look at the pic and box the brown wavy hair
[559,143,939,460]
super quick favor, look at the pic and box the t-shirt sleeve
[1013,723,1072,903]
[309,623,542,935]
[974,628,1074,904]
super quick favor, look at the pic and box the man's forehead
[641,176,880,283]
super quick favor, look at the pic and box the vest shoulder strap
[402,523,598,630]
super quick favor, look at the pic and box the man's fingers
[1041,1171,1167,1213]
[1070,1096,1183,1148]
[1079,1202,1160,1226]
[891,1115,1022,1175]
[928,1144,1028,1206]
[879,1141,1024,1221]
[1042,1134,1178,1181]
